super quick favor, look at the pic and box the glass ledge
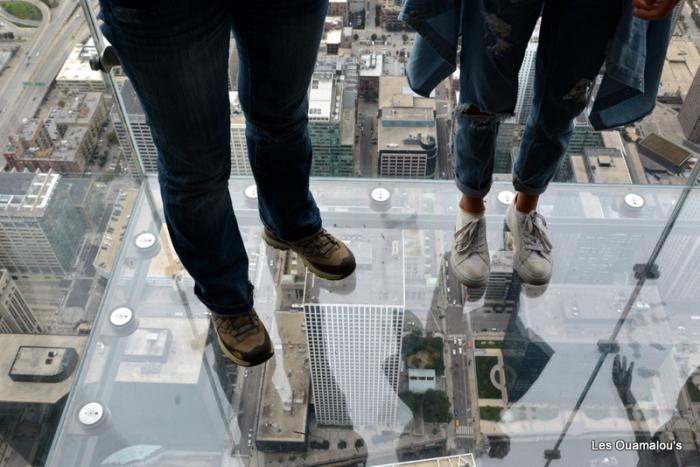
[45,177,700,467]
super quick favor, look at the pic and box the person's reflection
[612,355,699,467]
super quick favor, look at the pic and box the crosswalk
[456,425,474,437]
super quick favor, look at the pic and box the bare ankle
[460,195,485,214]
[515,192,539,213]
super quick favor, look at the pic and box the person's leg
[507,0,624,284]
[455,0,545,211]
[231,0,356,281]
[451,0,543,288]
[231,0,325,242]
[98,0,253,314]
[513,0,623,199]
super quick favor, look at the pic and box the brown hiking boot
[262,227,356,280]
[211,309,273,367]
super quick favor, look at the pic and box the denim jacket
[399,0,673,130]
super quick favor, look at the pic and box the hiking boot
[211,308,273,367]
[449,209,490,288]
[504,201,553,285]
[262,227,355,280]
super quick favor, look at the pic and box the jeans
[455,0,623,198]
[99,0,327,315]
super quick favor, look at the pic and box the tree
[321,440,330,450]
[402,33,409,42]
[422,390,452,423]
[381,34,387,41]
[355,438,365,449]
[353,33,359,41]
[371,33,377,41]
[57,99,65,108]
[106,130,118,144]
[338,439,347,449]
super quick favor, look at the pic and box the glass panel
[44,178,694,466]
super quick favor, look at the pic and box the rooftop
[0,334,86,404]
[256,311,310,445]
[0,170,59,215]
[56,39,104,84]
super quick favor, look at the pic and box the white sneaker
[504,201,553,285]
[449,208,490,287]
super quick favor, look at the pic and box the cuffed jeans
[98,0,327,315]
[455,0,623,198]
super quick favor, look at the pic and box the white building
[407,368,436,393]
[56,39,105,93]
[303,229,405,427]
[514,41,538,125]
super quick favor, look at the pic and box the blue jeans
[455,0,623,198]
[99,0,327,315]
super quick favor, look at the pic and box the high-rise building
[328,0,349,25]
[0,334,85,465]
[378,76,437,178]
[308,68,355,177]
[0,170,86,276]
[114,81,259,175]
[55,39,105,93]
[381,0,406,30]
[0,269,41,334]
[303,229,404,427]
[567,114,603,155]
[514,41,538,125]
[112,79,159,173]
[494,118,516,174]
[678,67,700,144]
[229,92,250,176]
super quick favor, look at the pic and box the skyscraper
[494,118,516,174]
[0,269,41,334]
[303,229,405,427]
[229,91,251,176]
[378,76,438,178]
[0,170,86,276]
[114,80,259,175]
[112,79,159,173]
[307,68,355,177]
[514,41,538,125]
[678,67,700,144]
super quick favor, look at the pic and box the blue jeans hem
[455,176,492,199]
[196,284,255,316]
[512,173,548,196]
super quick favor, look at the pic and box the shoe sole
[215,332,274,367]
[262,229,351,281]
[504,217,552,286]
[448,250,489,288]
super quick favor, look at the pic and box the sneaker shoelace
[217,311,260,342]
[520,211,552,255]
[454,217,486,257]
[295,229,338,258]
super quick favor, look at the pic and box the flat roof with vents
[638,133,693,173]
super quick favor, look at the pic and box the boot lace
[295,229,338,258]
[216,311,260,342]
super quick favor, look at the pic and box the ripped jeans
[455,0,623,198]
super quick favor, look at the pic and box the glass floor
[43,176,700,467]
